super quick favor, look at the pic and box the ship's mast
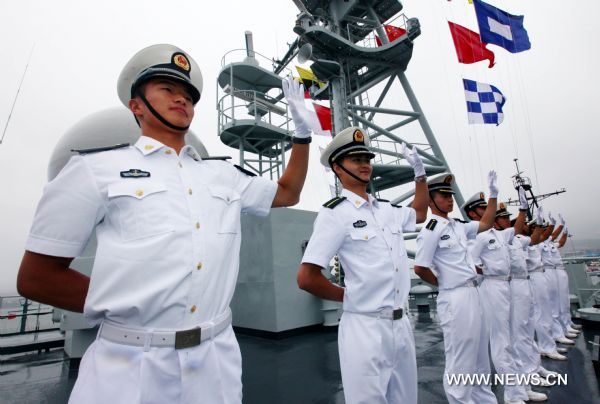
[507,158,566,220]
[279,0,466,214]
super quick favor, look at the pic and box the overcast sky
[1,0,598,295]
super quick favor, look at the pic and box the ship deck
[1,311,599,403]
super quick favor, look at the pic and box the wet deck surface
[1,312,599,403]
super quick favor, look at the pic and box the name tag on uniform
[120,169,151,178]
[441,234,450,240]
[353,220,367,228]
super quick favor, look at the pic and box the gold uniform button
[135,189,144,197]
[165,150,172,155]
[188,188,193,195]
[363,235,368,240]
[195,222,200,230]
[190,305,197,313]
[144,145,154,150]
[196,262,203,270]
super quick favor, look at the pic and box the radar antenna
[506,158,566,219]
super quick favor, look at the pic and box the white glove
[518,186,528,210]
[535,207,543,225]
[401,142,426,177]
[282,76,312,139]
[558,213,565,227]
[548,212,556,225]
[538,206,544,219]
[488,170,498,198]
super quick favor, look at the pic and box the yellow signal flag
[295,66,326,90]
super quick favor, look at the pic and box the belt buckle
[174,328,201,349]
[393,309,403,320]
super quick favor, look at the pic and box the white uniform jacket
[415,215,480,290]
[26,135,277,329]
[302,189,416,313]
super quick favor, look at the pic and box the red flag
[448,21,495,68]
[375,24,407,46]
[312,103,332,131]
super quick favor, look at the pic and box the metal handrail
[217,89,291,134]
[220,48,294,77]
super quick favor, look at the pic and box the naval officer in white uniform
[298,127,429,404]
[414,172,499,404]
[514,214,563,379]
[550,222,581,337]
[540,216,577,346]
[17,44,313,403]
[494,197,548,402]
[466,194,529,404]
[526,213,569,361]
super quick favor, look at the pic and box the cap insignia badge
[173,53,190,71]
[353,129,364,143]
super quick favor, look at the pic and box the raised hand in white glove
[488,170,498,198]
[535,207,544,225]
[558,213,565,227]
[518,186,528,210]
[282,76,312,139]
[548,212,556,226]
[401,142,426,178]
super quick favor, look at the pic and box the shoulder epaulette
[233,164,256,177]
[72,143,129,154]
[453,218,468,224]
[323,196,347,209]
[425,219,438,231]
[391,203,402,208]
[376,198,390,203]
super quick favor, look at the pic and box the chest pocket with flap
[486,240,501,250]
[107,181,173,241]
[207,185,241,234]
[349,228,377,243]
[438,235,457,249]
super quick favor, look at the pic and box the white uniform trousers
[437,286,497,404]
[555,269,573,332]
[510,279,540,375]
[480,280,529,402]
[338,311,417,404]
[529,271,557,354]
[543,268,566,339]
[69,324,242,404]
